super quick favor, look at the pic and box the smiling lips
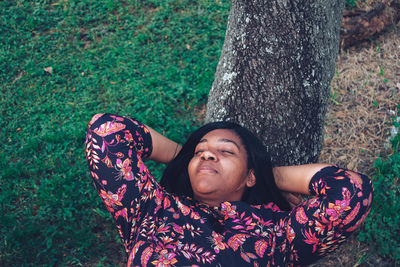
[198,165,218,173]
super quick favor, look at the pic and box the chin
[192,182,218,197]
[194,187,215,196]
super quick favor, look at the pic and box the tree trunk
[206,0,345,166]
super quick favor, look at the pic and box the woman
[85,113,373,266]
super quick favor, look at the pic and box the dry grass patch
[321,23,400,175]
[313,23,400,267]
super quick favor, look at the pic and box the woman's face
[188,129,256,206]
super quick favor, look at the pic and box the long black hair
[160,121,291,211]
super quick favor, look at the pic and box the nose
[200,150,217,161]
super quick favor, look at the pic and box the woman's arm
[86,114,157,252]
[86,114,182,252]
[277,165,374,265]
[273,164,331,195]
[145,125,182,164]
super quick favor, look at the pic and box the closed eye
[221,150,234,155]
[194,150,203,155]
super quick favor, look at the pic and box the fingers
[281,192,303,208]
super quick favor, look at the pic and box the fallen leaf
[12,72,23,83]
[44,66,53,74]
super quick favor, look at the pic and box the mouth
[198,165,218,174]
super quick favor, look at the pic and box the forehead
[199,129,243,145]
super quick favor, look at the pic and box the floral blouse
[85,113,373,267]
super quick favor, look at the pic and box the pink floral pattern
[86,114,374,266]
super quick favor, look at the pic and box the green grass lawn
[0,1,230,265]
[1,0,399,266]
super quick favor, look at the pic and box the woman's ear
[246,169,256,187]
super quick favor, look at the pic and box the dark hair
[160,121,291,211]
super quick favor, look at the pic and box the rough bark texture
[206,0,345,166]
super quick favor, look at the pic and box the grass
[358,108,400,264]
[0,0,230,265]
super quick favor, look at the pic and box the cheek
[226,158,246,173]
[187,158,196,179]
[229,160,249,183]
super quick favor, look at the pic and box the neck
[194,196,221,207]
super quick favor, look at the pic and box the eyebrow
[198,138,241,150]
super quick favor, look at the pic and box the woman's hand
[280,191,303,208]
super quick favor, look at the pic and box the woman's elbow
[341,170,374,232]
[88,113,106,129]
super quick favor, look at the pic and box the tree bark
[205,0,345,166]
